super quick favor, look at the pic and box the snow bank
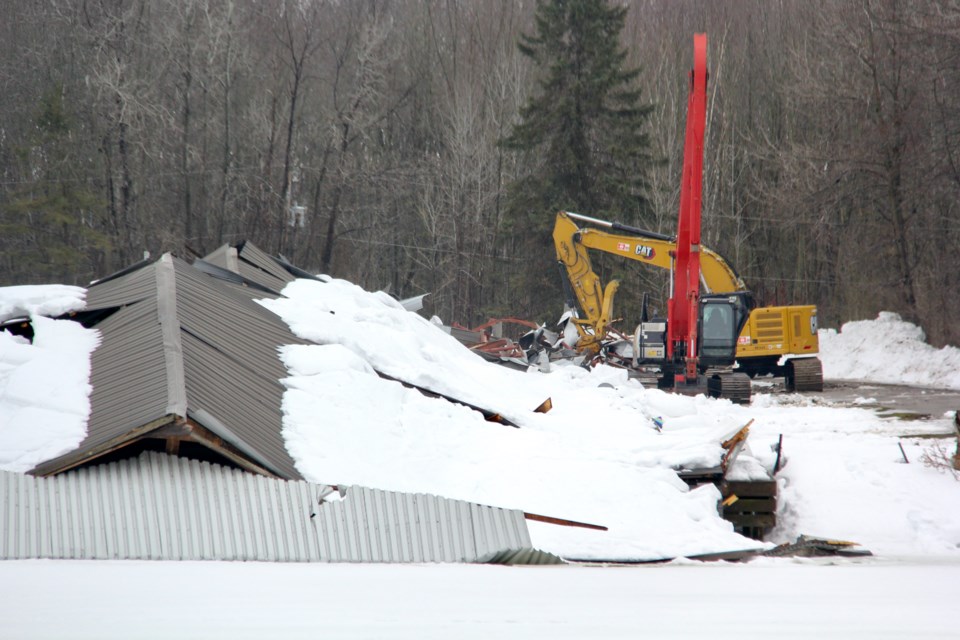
[262,278,764,561]
[2,560,958,640]
[820,312,960,389]
[0,284,86,323]
[771,432,960,555]
[0,315,99,472]
[265,281,960,560]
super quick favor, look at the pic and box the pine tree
[500,0,654,319]
[503,0,653,230]
[0,87,110,285]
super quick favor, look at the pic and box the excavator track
[707,371,752,404]
[785,357,823,392]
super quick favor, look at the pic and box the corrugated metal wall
[3,453,559,564]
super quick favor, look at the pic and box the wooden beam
[182,418,280,478]
[33,415,179,476]
[524,512,607,531]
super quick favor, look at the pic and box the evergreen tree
[501,0,654,319]
[503,0,653,228]
[0,87,110,285]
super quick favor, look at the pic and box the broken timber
[376,370,551,428]
[675,419,777,541]
[524,512,608,532]
[720,480,777,540]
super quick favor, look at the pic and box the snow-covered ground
[1,558,957,640]
[2,283,960,638]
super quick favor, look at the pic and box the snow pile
[0,286,98,472]
[820,312,960,390]
[262,278,553,425]
[265,281,960,559]
[262,278,761,561]
[0,284,86,323]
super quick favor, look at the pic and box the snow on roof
[0,284,85,323]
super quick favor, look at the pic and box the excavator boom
[671,32,708,379]
[555,210,747,293]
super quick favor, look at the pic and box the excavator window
[700,301,739,364]
[702,304,733,339]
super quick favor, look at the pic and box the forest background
[2,0,959,346]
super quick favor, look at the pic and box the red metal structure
[551,33,753,402]
[667,33,708,384]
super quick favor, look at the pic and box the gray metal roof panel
[171,256,306,373]
[202,241,294,292]
[173,257,303,478]
[236,262,289,294]
[31,299,173,475]
[192,258,282,297]
[83,260,158,311]
[237,242,295,286]
[156,256,188,417]
[202,244,240,273]
[181,331,298,479]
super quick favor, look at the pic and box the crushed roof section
[203,241,297,293]
[33,251,309,479]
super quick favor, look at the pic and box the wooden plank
[720,480,777,498]
[724,513,776,528]
[33,415,178,476]
[533,398,553,414]
[721,420,753,450]
[723,498,776,514]
[524,512,608,531]
[377,371,521,428]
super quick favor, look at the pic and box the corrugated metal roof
[202,241,295,292]
[235,241,296,291]
[202,243,240,273]
[5,453,561,564]
[82,259,158,311]
[32,299,173,476]
[33,253,308,479]
[192,258,282,297]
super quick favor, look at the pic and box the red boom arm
[667,33,708,383]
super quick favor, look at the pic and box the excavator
[553,210,824,392]
[553,34,822,402]
[553,33,755,403]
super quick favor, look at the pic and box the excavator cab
[698,293,751,368]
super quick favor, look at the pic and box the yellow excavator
[553,210,823,392]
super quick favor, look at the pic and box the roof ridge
[156,254,188,418]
